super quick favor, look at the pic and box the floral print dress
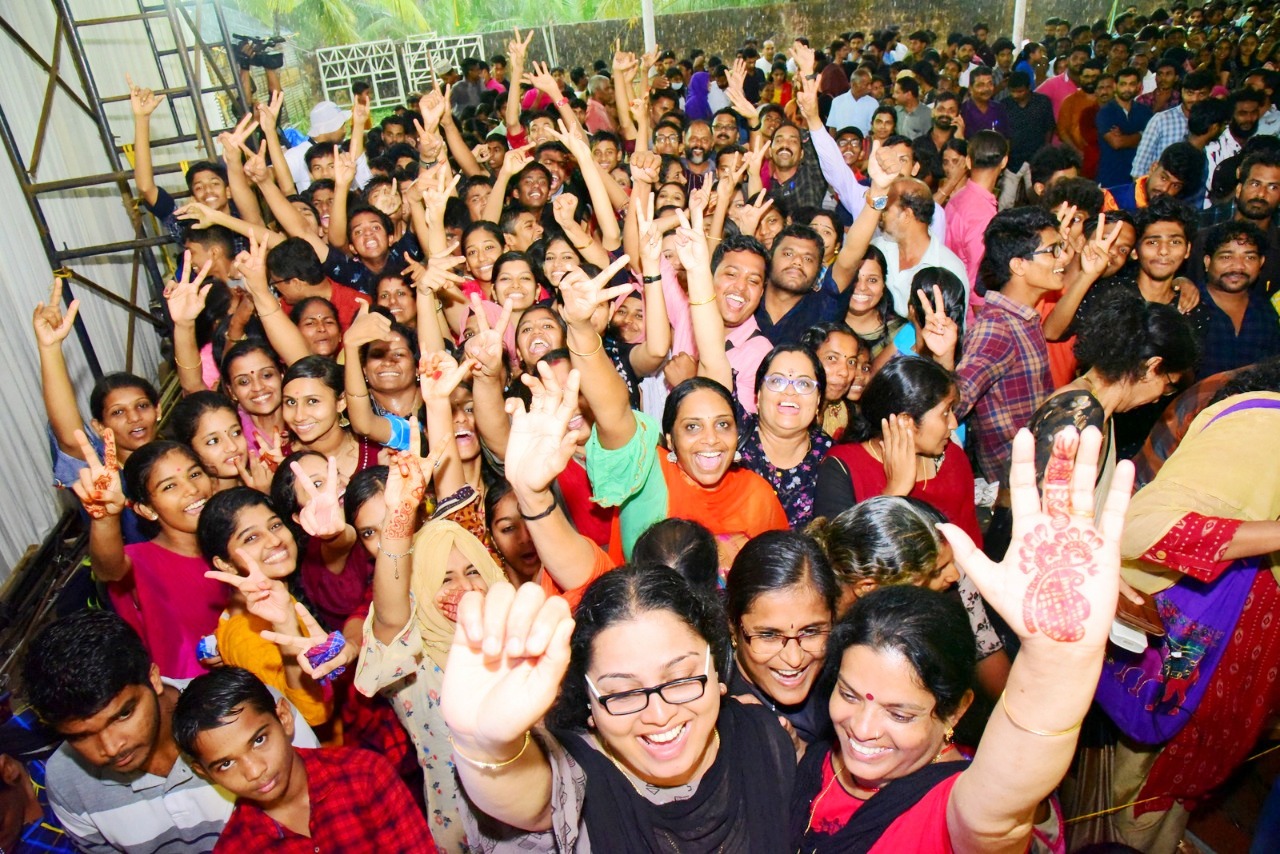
[736,414,833,528]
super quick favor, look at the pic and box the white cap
[309,100,351,136]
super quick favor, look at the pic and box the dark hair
[726,531,838,626]
[893,180,935,226]
[771,222,824,258]
[1043,176,1105,218]
[800,320,859,356]
[89,372,159,421]
[1182,68,1217,91]
[304,143,336,169]
[22,610,153,726]
[219,339,281,388]
[122,440,200,506]
[358,320,420,367]
[1074,290,1199,382]
[1209,356,1280,404]
[270,449,326,523]
[662,377,737,437]
[631,519,720,595]
[1239,150,1280,185]
[907,267,967,360]
[895,76,920,98]
[184,160,227,191]
[344,465,388,527]
[850,356,956,442]
[166,390,238,448]
[173,667,279,760]
[808,495,948,588]
[1136,194,1198,241]
[197,485,294,570]
[267,237,325,285]
[345,206,394,245]
[548,564,731,728]
[1156,142,1208,195]
[288,297,338,331]
[819,585,975,720]
[968,130,1009,170]
[282,354,344,397]
[712,231,770,273]
[1007,71,1032,89]
[1029,144,1083,187]
[980,205,1059,291]
[754,344,827,403]
[184,225,236,260]
[1204,219,1268,258]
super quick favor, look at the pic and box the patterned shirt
[736,416,832,528]
[764,131,830,211]
[955,291,1053,484]
[213,747,436,853]
[1131,105,1189,180]
[1196,282,1280,378]
[1132,368,1239,489]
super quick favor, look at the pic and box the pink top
[1036,73,1079,119]
[661,258,696,359]
[111,541,227,679]
[943,180,996,318]
[585,99,615,134]
[725,318,773,414]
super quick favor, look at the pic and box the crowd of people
[9,2,1280,852]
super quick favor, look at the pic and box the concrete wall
[476,1,1116,71]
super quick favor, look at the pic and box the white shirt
[827,92,878,134]
[285,140,372,192]
[1142,69,1157,95]
[1205,128,1246,206]
[708,83,731,114]
[872,235,971,316]
[756,56,775,75]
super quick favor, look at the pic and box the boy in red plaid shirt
[174,667,437,853]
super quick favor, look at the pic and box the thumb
[937,522,996,580]
[355,297,369,316]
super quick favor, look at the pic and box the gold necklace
[599,727,720,796]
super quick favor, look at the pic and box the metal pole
[1012,0,1027,48]
[161,0,217,156]
[641,0,656,53]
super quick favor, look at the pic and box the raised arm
[71,430,131,583]
[419,351,479,496]
[164,253,217,395]
[944,427,1132,854]
[677,208,733,390]
[439,88,487,177]
[612,50,641,142]
[504,363,600,590]
[243,144,329,259]
[343,302,397,445]
[504,29,535,134]
[127,75,163,207]
[550,121,623,250]
[255,91,297,196]
[464,296,514,460]
[559,256,637,449]
[551,193,611,268]
[237,234,310,365]
[328,146,355,251]
[627,198,673,377]
[370,427,430,644]
[1043,213,1116,341]
[175,201,283,248]
[33,279,86,455]
[218,114,265,226]
[483,144,533,225]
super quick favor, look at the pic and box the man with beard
[1193,151,1280,294]
[917,93,963,159]
[21,611,318,854]
[711,107,741,152]
[1109,141,1205,211]
[763,121,828,210]
[1205,89,1263,194]
[1038,44,1091,118]
[1057,60,1104,163]
[1132,68,1216,178]
[1245,69,1280,136]
[753,224,842,345]
[1097,67,1154,187]
[682,120,716,190]
[1196,220,1280,376]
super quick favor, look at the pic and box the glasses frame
[1029,242,1065,259]
[739,626,831,656]
[585,647,713,716]
[762,373,820,395]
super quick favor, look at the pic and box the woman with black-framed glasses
[726,531,839,752]
[440,565,796,851]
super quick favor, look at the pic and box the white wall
[0,0,217,575]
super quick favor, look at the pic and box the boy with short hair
[174,668,435,853]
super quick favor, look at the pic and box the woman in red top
[813,356,981,547]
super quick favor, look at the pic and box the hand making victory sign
[71,429,122,520]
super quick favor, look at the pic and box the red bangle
[554,96,569,108]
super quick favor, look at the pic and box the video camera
[233,33,286,70]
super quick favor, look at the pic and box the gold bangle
[687,294,717,306]
[174,358,201,371]
[258,304,281,319]
[346,390,370,398]
[1000,691,1082,737]
[567,333,604,358]
[449,731,531,770]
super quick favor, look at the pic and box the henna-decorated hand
[419,350,477,402]
[206,550,293,627]
[505,361,586,496]
[382,436,426,543]
[260,601,357,682]
[464,295,512,379]
[71,429,123,519]
[235,451,274,493]
[254,430,285,473]
[293,455,346,540]
[164,250,214,325]
[33,278,80,349]
[939,427,1133,651]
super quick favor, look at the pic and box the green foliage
[226,0,775,45]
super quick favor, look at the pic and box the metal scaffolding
[0,0,247,376]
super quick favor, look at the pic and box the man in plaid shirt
[175,668,436,854]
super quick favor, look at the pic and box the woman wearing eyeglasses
[736,345,834,528]
[440,565,797,851]
[726,531,839,751]
[813,357,983,550]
